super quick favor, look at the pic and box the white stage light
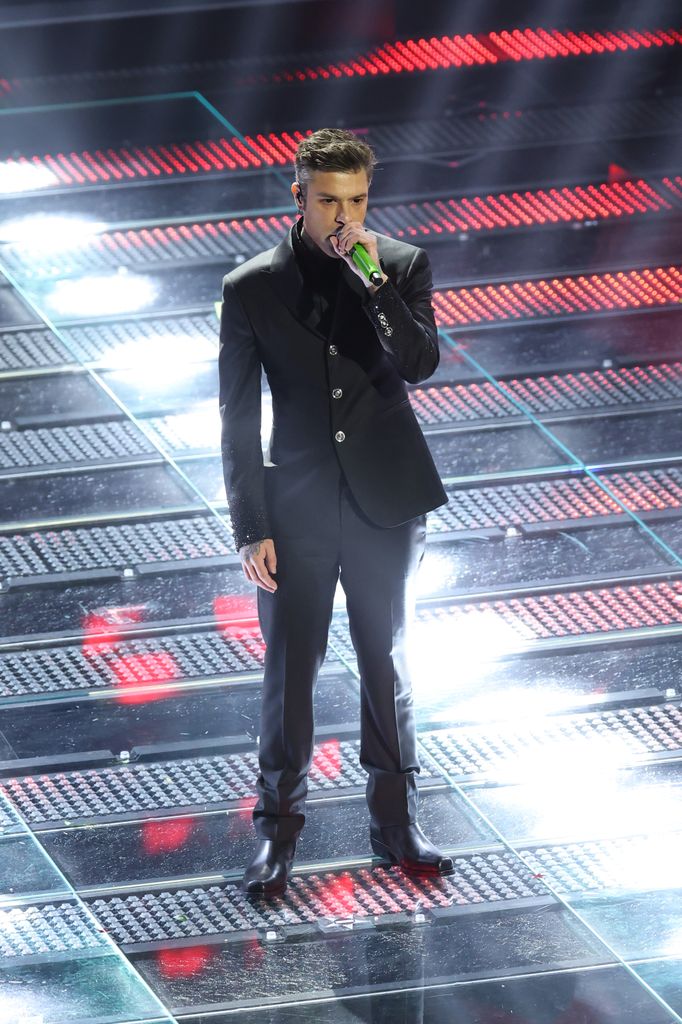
[408,608,527,709]
[529,776,682,844]
[416,548,454,598]
[152,401,218,452]
[46,271,156,317]
[0,214,106,250]
[104,333,216,370]
[0,161,59,194]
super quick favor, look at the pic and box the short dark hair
[294,128,377,193]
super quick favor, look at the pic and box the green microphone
[350,242,384,286]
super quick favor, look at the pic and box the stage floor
[0,26,681,1024]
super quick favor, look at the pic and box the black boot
[242,838,297,897]
[370,823,454,876]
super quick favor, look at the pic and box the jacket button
[335,431,345,443]
[328,344,338,355]
[332,388,343,399]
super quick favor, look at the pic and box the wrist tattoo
[242,541,262,560]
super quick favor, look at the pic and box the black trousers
[254,460,426,841]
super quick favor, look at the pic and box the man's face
[294,168,370,258]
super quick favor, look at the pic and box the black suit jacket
[219,221,448,550]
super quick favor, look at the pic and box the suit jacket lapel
[265,226,328,341]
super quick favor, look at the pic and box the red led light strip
[368,177,680,237]
[433,265,682,328]
[411,363,682,425]
[436,470,682,533]
[261,27,682,84]
[5,93,682,210]
[84,177,682,254]
[92,213,297,259]
[447,578,682,640]
[0,131,313,189]
[8,175,679,282]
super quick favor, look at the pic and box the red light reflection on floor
[142,817,196,855]
[213,594,258,622]
[312,738,342,780]
[157,943,216,978]
[213,594,265,657]
[113,651,180,704]
[316,872,359,916]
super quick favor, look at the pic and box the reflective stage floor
[0,14,682,1024]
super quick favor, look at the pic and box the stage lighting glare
[416,548,455,598]
[0,161,59,193]
[0,995,48,1022]
[530,778,682,844]
[104,333,216,370]
[261,393,273,452]
[46,272,157,317]
[156,401,218,451]
[409,610,524,704]
[0,214,106,251]
[605,832,682,894]
[503,731,633,786]
[456,684,582,725]
[662,926,682,956]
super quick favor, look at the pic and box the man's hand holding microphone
[330,223,387,291]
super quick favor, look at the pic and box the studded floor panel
[76,831,676,952]
[0,627,268,699]
[86,853,550,952]
[0,328,74,374]
[0,318,217,376]
[4,703,678,827]
[3,467,681,588]
[4,37,681,180]
[364,97,682,159]
[329,579,682,656]
[0,854,545,965]
[421,702,682,783]
[261,27,682,85]
[0,514,236,584]
[0,901,105,965]
[434,264,682,328]
[433,468,682,535]
[1,830,675,964]
[61,315,218,368]
[1,739,395,827]
[0,801,17,833]
[0,420,156,473]
[441,579,682,640]
[411,363,682,427]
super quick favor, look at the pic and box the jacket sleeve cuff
[231,509,272,554]
[361,279,399,343]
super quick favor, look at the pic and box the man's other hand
[239,538,278,592]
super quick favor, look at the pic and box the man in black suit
[219,128,453,896]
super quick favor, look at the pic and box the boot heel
[370,832,398,864]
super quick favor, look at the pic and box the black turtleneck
[292,218,342,337]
